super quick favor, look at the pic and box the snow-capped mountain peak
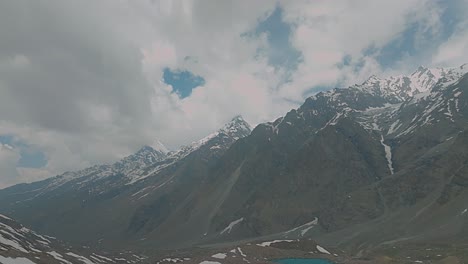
[406,64,468,93]
[130,145,167,163]
[363,74,381,84]
[355,64,468,102]
[218,115,252,139]
[125,115,252,184]
[408,66,440,93]
[184,115,251,151]
[151,140,169,154]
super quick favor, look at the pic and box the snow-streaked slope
[0,214,138,264]
[39,143,169,192]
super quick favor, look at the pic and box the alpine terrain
[1,64,468,263]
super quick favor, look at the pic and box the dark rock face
[186,66,468,250]
[1,65,468,254]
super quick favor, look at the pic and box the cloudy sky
[0,0,467,188]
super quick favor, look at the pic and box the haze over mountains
[1,64,468,263]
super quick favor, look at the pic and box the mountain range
[0,64,468,263]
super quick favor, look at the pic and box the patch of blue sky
[376,0,461,69]
[163,68,205,99]
[336,55,353,70]
[247,6,302,73]
[0,134,47,168]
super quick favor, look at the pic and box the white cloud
[432,19,468,67]
[276,0,452,101]
[0,143,21,189]
[0,0,465,187]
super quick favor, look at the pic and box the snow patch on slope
[211,253,227,259]
[0,233,28,253]
[380,135,394,175]
[256,240,294,247]
[316,245,331,255]
[284,217,318,237]
[220,218,244,234]
[65,252,95,264]
[47,251,73,264]
[0,256,37,264]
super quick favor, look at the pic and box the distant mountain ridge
[6,115,250,193]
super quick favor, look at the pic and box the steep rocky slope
[215,65,468,251]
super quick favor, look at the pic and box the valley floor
[148,240,468,264]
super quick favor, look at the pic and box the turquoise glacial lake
[273,258,335,264]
